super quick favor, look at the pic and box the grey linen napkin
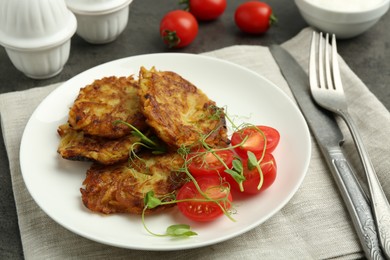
[1,27,389,259]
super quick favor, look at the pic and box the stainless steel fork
[309,31,390,258]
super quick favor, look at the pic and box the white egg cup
[0,0,77,79]
[66,0,133,44]
[5,40,72,79]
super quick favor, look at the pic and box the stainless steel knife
[270,45,384,260]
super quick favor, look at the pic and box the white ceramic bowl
[66,0,133,44]
[295,0,390,39]
[0,0,77,79]
[5,40,72,79]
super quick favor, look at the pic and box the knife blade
[270,45,384,260]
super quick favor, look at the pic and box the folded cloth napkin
[1,27,389,260]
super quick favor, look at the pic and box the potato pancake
[68,76,147,139]
[80,153,187,215]
[138,67,229,149]
[57,124,142,165]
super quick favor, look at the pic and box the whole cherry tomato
[160,10,198,48]
[234,1,277,34]
[176,176,233,222]
[188,0,227,21]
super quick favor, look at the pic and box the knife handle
[340,111,390,259]
[324,148,384,260]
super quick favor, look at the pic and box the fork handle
[323,147,384,259]
[339,109,390,258]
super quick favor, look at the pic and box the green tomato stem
[270,13,278,26]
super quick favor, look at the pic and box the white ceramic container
[295,0,390,39]
[65,0,133,44]
[0,0,77,79]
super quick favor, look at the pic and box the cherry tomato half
[234,1,276,34]
[224,153,277,194]
[189,0,227,21]
[231,125,280,159]
[187,148,234,178]
[160,10,198,48]
[176,176,233,222]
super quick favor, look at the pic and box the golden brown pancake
[57,123,142,165]
[138,67,229,149]
[68,76,147,139]
[80,152,187,215]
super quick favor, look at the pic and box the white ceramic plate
[20,53,311,251]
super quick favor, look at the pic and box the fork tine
[318,32,326,89]
[309,31,318,89]
[331,34,344,93]
[324,33,335,90]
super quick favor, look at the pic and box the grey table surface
[0,0,389,259]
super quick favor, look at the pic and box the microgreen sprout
[142,191,197,238]
[114,120,167,155]
[248,125,267,191]
[224,159,245,192]
[247,151,264,190]
[207,105,225,121]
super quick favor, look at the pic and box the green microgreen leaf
[114,120,167,155]
[224,169,243,181]
[208,105,224,121]
[177,145,191,157]
[130,130,143,139]
[245,151,264,190]
[232,159,243,172]
[166,224,197,237]
[247,151,258,170]
[224,159,245,192]
[224,159,245,182]
[144,191,162,209]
